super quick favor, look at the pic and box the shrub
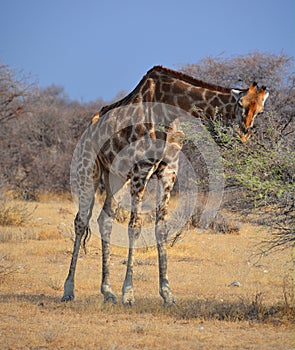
[0,200,33,226]
[180,52,295,250]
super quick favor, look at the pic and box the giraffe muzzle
[238,127,251,143]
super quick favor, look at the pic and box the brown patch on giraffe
[177,94,191,111]
[219,93,232,104]
[172,81,190,95]
[154,88,164,101]
[162,82,172,93]
[163,94,175,106]
[119,126,133,142]
[210,96,222,108]
[112,135,123,154]
[145,122,154,132]
[134,124,147,138]
[226,104,235,117]
[194,100,208,110]
[204,90,216,100]
[204,105,215,117]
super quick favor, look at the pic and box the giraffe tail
[82,226,92,254]
[81,195,95,254]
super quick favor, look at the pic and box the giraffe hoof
[122,298,135,306]
[103,292,117,304]
[102,285,117,304]
[163,297,176,307]
[160,286,175,306]
[122,287,135,306]
[61,295,74,302]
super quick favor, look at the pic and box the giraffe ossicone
[62,66,269,305]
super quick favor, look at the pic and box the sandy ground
[0,198,294,349]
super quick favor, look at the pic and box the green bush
[181,52,295,250]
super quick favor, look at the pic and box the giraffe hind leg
[62,187,97,301]
[61,212,86,301]
[62,186,98,301]
[62,137,100,301]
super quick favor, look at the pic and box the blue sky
[0,0,294,102]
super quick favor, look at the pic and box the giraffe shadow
[169,297,287,322]
[0,292,60,306]
[0,293,289,323]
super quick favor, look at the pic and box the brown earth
[0,198,294,349]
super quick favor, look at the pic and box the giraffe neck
[187,84,235,119]
[147,67,236,120]
[99,66,237,122]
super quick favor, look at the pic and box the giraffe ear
[259,86,269,104]
[262,91,269,104]
[231,89,243,101]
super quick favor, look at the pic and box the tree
[0,61,105,196]
[0,64,33,124]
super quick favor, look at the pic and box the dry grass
[0,200,35,226]
[174,293,294,323]
[0,196,294,349]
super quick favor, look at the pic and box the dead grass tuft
[0,255,22,281]
[39,228,62,240]
[0,228,40,242]
[0,200,35,226]
[46,276,63,291]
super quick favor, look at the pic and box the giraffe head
[231,83,269,142]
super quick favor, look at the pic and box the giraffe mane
[149,66,232,94]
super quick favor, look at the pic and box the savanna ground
[0,196,294,350]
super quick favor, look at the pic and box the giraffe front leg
[122,217,141,306]
[98,195,117,304]
[62,213,85,302]
[122,241,136,306]
[156,168,176,306]
[122,184,145,306]
[156,228,175,306]
[101,239,117,304]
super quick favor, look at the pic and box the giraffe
[62,66,269,305]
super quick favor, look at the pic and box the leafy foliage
[180,52,294,250]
